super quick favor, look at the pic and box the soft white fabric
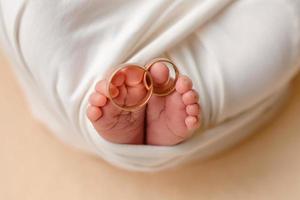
[0,0,299,171]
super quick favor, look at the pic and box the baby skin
[87,62,201,146]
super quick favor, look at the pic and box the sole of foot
[146,62,201,145]
[87,66,148,144]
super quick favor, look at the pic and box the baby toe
[89,92,107,107]
[87,105,103,122]
[123,66,144,86]
[175,75,193,94]
[185,116,200,130]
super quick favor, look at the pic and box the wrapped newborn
[0,0,299,171]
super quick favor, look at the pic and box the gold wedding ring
[145,57,179,97]
[107,58,180,112]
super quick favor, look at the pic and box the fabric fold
[1,0,299,171]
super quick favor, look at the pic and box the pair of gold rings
[107,58,180,112]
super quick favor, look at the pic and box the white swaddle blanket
[1,0,300,171]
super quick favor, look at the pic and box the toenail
[182,77,192,87]
[124,67,144,86]
[193,93,198,100]
[150,62,170,84]
[183,91,199,105]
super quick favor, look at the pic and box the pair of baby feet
[87,62,201,146]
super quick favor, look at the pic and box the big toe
[149,62,169,85]
[121,66,148,107]
[123,65,144,86]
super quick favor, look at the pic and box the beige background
[0,49,300,200]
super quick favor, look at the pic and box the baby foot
[87,66,147,144]
[146,62,201,145]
